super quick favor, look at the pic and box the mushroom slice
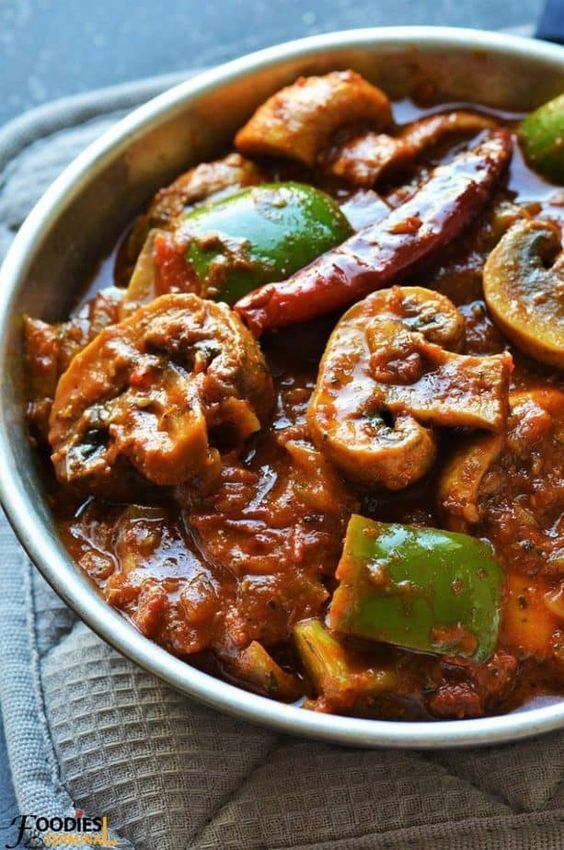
[438,388,564,576]
[326,110,496,187]
[49,293,274,498]
[24,289,123,441]
[308,286,511,490]
[438,434,504,532]
[235,70,391,168]
[484,219,564,369]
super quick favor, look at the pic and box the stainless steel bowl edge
[1,27,563,748]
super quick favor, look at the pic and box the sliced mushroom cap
[326,110,496,187]
[235,70,391,168]
[49,293,274,498]
[307,286,512,490]
[438,433,504,532]
[24,290,123,441]
[403,110,496,150]
[438,387,564,576]
[484,219,564,369]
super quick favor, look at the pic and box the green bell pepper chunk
[519,94,564,183]
[229,641,303,702]
[179,181,353,304]
[294,619,396,705]
[329,515,504,663]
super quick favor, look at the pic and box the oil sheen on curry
[25,72,564,720]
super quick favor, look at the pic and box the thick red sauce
[26,88,564,721]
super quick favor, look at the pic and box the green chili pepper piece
[519,94,564,183]
[179,181,353,304]
[329,515,504,663]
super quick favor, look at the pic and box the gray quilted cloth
[0,70,563,850]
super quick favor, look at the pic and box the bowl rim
[1,26,564,748]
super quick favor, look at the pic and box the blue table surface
[0,0,544,127]
[0,0,559,834]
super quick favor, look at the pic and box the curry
[24,71,564,720]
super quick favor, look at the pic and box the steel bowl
[1,27,563,748]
